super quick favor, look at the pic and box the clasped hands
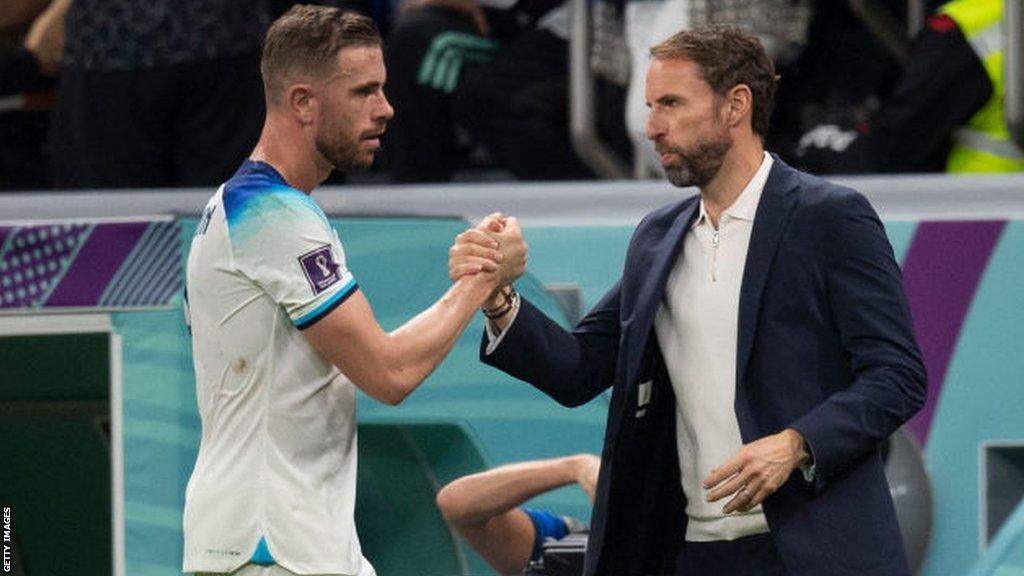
[449,213,527,309]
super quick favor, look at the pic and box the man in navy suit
[449,26,926,576]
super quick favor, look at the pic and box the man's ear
[286,83,316,125]
[725,84,753,129]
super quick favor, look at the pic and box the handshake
[448,212,528,316]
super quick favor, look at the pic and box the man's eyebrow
[351,80,382,92]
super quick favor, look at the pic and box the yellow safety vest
[942,0,1024,172]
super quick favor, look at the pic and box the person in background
[796,0,1022,174]
[50,0,271,188]
[383,0,565,182]
[436,454,599,574]
[0,0,66,189]
[450,0,632,181]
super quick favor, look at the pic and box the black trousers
[675,533,789,576]
[50,51,264,189]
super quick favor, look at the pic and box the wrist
[482,285,516,319]
[462,270,499,296]
[484,285,508,309]
[573,454,594,484]
[560,455,586,484]
[785,429,810,466]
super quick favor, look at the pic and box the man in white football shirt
[183,6,521,576]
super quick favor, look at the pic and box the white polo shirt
[183,160,372,575]
[654,152,773,541]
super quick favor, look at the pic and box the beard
[315,110,385,172]
[315,129,370,172]
[661,131,732,188]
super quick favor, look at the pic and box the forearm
[483,297,618,407]
[384,274,495,394]
[438,456,588,525]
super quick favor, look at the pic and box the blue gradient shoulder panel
[222,160,329,237]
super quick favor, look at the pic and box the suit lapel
[736,158,800,388]
[624,200,699,387]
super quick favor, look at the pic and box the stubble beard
[315,131,370,173]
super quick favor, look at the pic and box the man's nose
[377,92,395,122]
[646,114,663,141]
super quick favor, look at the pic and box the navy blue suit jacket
[482,158,927,576]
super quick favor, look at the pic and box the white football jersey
[183,160,372,575]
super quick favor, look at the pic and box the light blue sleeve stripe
[293,277,358,328]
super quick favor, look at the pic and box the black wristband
[483,287,517,319]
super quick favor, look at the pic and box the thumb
[478,212,506,232]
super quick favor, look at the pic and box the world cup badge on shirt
[298,244,341,295]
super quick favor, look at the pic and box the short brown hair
[261,5,382,103]
[650,26,778,137]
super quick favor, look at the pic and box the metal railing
[568,0,630,179]
[907,0,927,38]
[1007,0,1024,149]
